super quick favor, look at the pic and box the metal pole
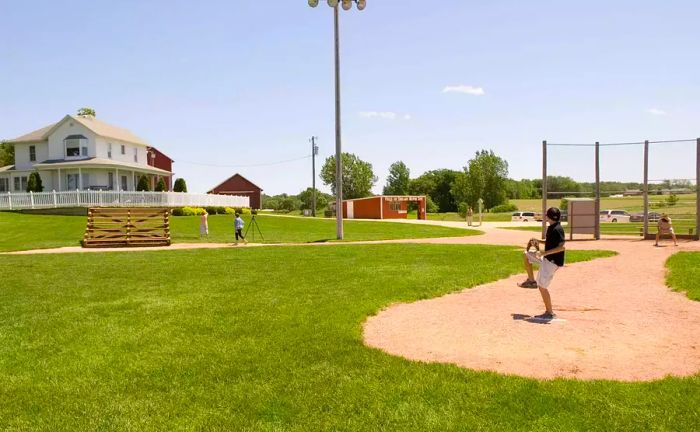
[333,5,344,239]
[696,138,699,240]
[311,136,317,217]
[643,140,649,239]
[542,140,547,239]
[595,141,601,240]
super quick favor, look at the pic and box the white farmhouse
[0,114,172,193]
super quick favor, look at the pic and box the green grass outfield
[667,252,700,300]
[0,212,477,252]
[10,245,700,431]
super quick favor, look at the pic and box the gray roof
[7,115,149,146]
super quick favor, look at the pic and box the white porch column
[116,168,120,190]
[78,168,83,190]
[57,168,62,191]
[132,171,136,191]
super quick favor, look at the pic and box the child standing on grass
[200,210,209,237]
[517,207,566,320]
[234,213,247,245]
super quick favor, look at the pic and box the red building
[208,173,263,209]
[147,147,174,190]
[337,196,427,220]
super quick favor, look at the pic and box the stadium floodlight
[342,0,352,10]
[356,0,366,10]
[308,0,319,7]
[327,0,339,7]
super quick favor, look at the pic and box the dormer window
[64,135,88,158]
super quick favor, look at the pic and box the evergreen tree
[137,176,151,191]
[26,172,44,192]
[173,178,188,192]
[155,177,167,192]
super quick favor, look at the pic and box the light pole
[308,0,366,239]
[310,136,319,216]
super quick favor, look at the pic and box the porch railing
[0,190,250,210]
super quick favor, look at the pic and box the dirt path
[364,224,700,381]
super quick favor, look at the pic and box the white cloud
[442,85,485,96]
[359,111,397,120]
[359,111,412,121]
[647,108,668,116]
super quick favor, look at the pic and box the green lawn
[12,245,700,432]
[667,252,700,300]
[0,212,478,252]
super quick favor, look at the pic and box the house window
[67,174,79,190]
[121,175,128,191]
[14,176,28,192]
[108,172,114,190]
[134,148,138,163]
[390,201,401,211]
[108,143,112,159]
[0,178,8,192]
[64,135,88,158]
[29,145,36,162]
[121,145,126,155]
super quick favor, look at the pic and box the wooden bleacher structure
[82,208,171,248]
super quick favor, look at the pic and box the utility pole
[311,136,319,216]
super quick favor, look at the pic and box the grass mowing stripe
[4,244,698,431]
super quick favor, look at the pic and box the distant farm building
[334,195,427,220]
[208,174,262,209]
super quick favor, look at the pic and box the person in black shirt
[517,207,566,319]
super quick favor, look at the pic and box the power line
[176,155,312,169]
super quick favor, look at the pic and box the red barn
[147,147,174,190]
[208,173,262,209]
[336,196,427,220]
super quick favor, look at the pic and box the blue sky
[1,0,698,194]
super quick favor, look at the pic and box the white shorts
[525,251,559,289]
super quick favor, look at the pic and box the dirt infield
[364,224,700,381]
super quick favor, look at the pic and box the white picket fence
[0,190,249,210]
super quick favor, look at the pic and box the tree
[77,107,96,117]
[383,161,410,195]
[0,141,14,167]
[137,175,151,191]
[298,187,329,211]
[410,169,460,212]
[173,178,188,192]
[452,150,509,210]
[320,152,377,199]
[26,172,44,192]
[155,177,167,192]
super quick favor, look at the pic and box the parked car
[512,211,537,222]
[599,210,631,223]
[629,212,661,222]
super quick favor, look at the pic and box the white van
[599,210,631,223]
[511,211,537,222]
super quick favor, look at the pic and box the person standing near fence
[234,213,247,245]
[466,207,473,226]
[655,214,678,246]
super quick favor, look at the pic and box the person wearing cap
[517,207,566,320]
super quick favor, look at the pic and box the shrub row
[171,207,252,216]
